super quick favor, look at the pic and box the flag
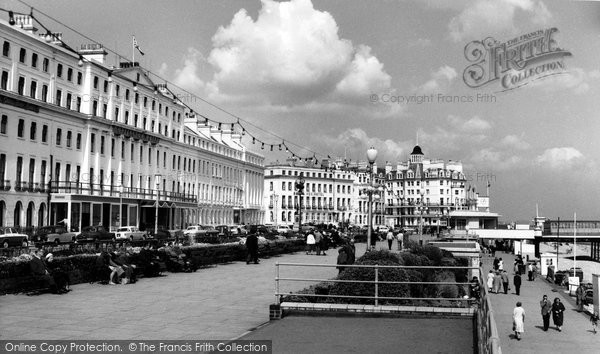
[133,36,144,56]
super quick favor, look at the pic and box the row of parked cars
[0,224,176,248]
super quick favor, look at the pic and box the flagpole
[574,212,577,276]
[132,35,135,63]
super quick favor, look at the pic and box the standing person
[513,272,522,296]
[513,302,525,340]
[314,231,322,255]
[527,263,534,281]
[576,284,585,312]
[540,295,552,331]
[498,258,504,271]
[386,230,394,251]
[336,246,348,274]
[306,232,316,255]
[321,233,329,256]
[397,230,403,251]
[552,297,566,331]
[501,270,510,294]
[487,270,495,292]
[493,271,502,294]
[245,233,259,264]
[493,257,499,271]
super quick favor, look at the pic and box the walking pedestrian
[501,270,510,294]
[386,230,394,251]
[527,263,534,281]
[493,271,502,294]
[245,233,259,264]
[306,232,316,255]
[513,272,522,295]
[498,258,504,271]
[493,257,499,271]
[314,231,322,255]
[540,295,552,331]
[591,312,599,334]
[487,270,494,292]
[513,302,525,340]
[552,297,565,331]
[397,231,403,251]
[576,284,585,312]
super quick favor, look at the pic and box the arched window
[14,201,22,227]
[26,202,34,227]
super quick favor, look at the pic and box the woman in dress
[513,302,525,340]
[487,270,494,292]
[493,271,502,294]
[552,297,566,331]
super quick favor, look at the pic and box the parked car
[0,227,29,248]
[377,225,390,233]
[215,225,231,237]
[276,225,291,235]
[114,226,147,241]
[183,225,204,237]
[148,226,171,241]
[36,225,77,244]
[76,225,116,242]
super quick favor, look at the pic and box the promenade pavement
[0,241,373,341]
[483,251,600,353]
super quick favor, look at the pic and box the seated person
[45,253,70,293]
[29,249,58,294]
[137,243,162,277]
[112,251,136,284]
[102,251,125,285]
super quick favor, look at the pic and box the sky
[8,0,600,222]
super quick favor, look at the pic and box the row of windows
[271,169,352,180]
[3,40,184,123]
[4,117,242,184]
[268,181,353,194]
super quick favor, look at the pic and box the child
[591,312,599,334]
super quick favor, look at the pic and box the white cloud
[158,63,168,77]
[536,147,584,169]
[470,148,522,170]
[173,47,206,93]
[448,115,491,132]
[205,0,393,109]
[529,68,600,95]
[322,128,411,162]
[416,65,457,93]
[448,0,552,42]
[500,134,530,150]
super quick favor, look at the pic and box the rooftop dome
[411,145,424,155]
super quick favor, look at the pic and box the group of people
[100,250,137,285]
[385,230,403,251]
[305,230,330,256]
[486,270,522,295]
[513,295,568,340]
[29,248,70,294]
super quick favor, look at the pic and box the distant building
[382,145,497,233]
[263,159,354,226]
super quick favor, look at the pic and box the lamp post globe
[366,147,378,252]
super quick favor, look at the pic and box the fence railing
[275,262,479,306]
[275,262,501,353]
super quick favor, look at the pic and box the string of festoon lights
[6,0,335,167]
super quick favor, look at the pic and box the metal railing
[275,262,479,306]
[50,181,197,203]
[275,262,501,353]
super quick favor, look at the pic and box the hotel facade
[0,16,264,232]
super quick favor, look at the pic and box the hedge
[0,239,306,294]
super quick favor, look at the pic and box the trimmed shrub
[329,250,410,305]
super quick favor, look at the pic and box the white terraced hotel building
[0,15,264,232]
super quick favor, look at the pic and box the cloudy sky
[10,0,600,222]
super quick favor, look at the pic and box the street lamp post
[295,173,305,232]
[272,193,279,228]
[418,190,425,246]
[119,184,123,228]
[366,147,378,252]
[154,174,161,235]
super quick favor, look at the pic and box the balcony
[50,181,198,203]
[0,179,11,191]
